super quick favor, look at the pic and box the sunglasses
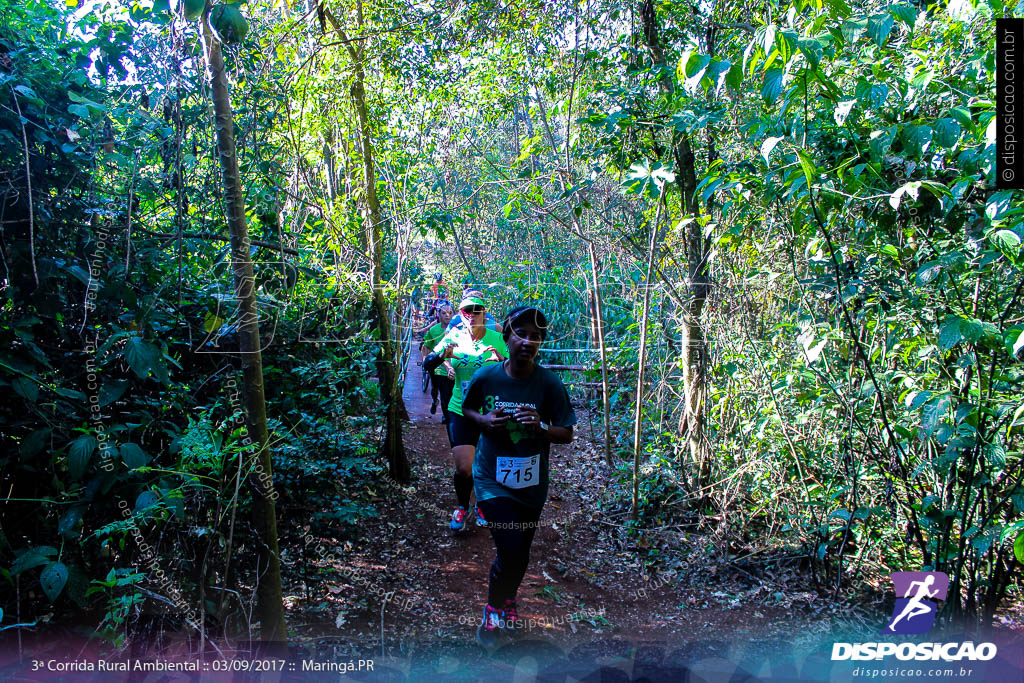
[462,306,485,314]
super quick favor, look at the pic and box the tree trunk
[640,0,711,488]
[325,3,410,482]
[632,201,663,520]
[199,21,287,646]
[588,244,613,465]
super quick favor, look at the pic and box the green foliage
[210,4,249,44]
[0,0,1019,645]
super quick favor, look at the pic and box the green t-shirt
[422,323,447,376]
[464,363,577,509]
[433,328,509,416]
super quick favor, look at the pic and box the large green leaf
[20,428,50,458]
[824,0,853,17]
[68,434,97,479]
[867,13,895,46]
[11,547,57,576]
[798,38,823,70]
[680,51,710,79]
[1004,327,1024,357]
[915,260,942,284]
[40,562,68,602]
[725,62,744,91]
[960,318,1000,343]
[949,106,973,129]
[135,490,161,514]
[98,380,128,407]
[992,229,1022,258]
[120,442,148,469]
[762,68,784,104]
[855,79,889,109]
[841,18,867,43]
[58,508,83,539]
[902,124,932,158]
[888,3,918,27]
[124,336,163,380]
[704,58,732,93]
[761,136,785,164]
[868,127,896,161]
[938,317,963,352]
[11,377,38,403]
[932,118,961,147]
[796,150,818,188]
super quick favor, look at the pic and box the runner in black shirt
[462,306,576,647]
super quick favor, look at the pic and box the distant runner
[423,293,508,531]
[420,304,454,422]
[461,306,576,647]
[447,288,501,334]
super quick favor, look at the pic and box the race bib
[496,455,540,489]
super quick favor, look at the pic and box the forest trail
[287,346,835,670]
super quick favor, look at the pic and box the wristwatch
[539,421,550,432]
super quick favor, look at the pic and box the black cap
[502,306,549,342]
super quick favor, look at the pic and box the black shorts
[447,412,480,448]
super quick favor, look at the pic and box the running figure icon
[883,571,949,635]
[886,575,938,632]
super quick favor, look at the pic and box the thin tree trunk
[589,244,613,465]
[632,200,662,520]
[640,0,711,487]
[448,209,477,282]
[199,20,287,646]
[324,3,409,481]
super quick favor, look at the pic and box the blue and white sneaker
[475,505,488,527]
[450,506,468,532]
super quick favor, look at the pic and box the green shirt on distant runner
[433,328,508,416]
[422,323,447,377]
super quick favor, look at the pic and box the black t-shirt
[464,362,577,509]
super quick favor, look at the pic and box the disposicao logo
[831,571,998,662]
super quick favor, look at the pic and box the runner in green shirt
[423,294,508,532]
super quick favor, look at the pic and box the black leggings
[433,374,454,423]
[476,497,543,608]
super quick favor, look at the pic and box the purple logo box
[883,571,949,635]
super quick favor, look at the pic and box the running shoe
[502,598,519,632]
[449,506,468,531]
[476,604,503,649]
[475,505,488,527]
[430,399,438,414]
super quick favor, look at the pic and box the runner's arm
[422,351,445,373]
[545,424,573,444]
[463,380,509,432]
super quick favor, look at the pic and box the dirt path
[279,348,867,679]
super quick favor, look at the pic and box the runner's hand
[482,346,504,362]
[514,407,541,429]
[444,363,455,380]
[443,343,456,359]
[480,408,510,432]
